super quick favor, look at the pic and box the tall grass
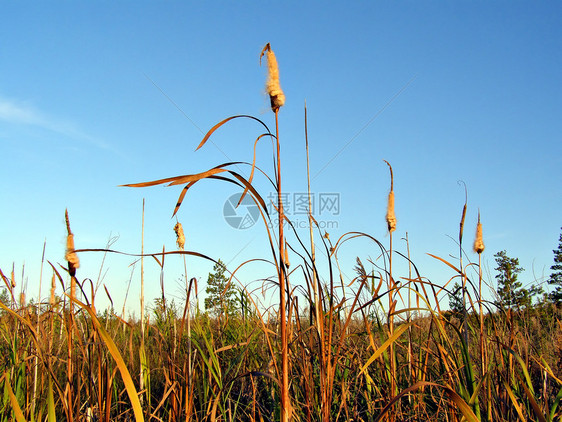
[1,43,561,421]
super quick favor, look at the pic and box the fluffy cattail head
[260,43,285,112]
[65,210,80,276]
[284,242,290,268]
[384,160,397,233]
[473,212,485,254]
[386,191,397,233]
[65,233,80,274]
[174,222,185,251]
[50,273,56,305]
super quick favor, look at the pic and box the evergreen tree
[494,250,542,310]
[204,260,238,317]
[448,282,464,317]
[548,228,562,304]
[0,288,10,315]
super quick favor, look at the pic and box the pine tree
[204,259,238,317]
[548,228,562,304]
[495,251,524,309]
[448,282,464,317]
[494,250,542,310]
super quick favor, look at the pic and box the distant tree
[204,260,238,317]
[0,288,10,315]
[448,282,464,317]
[494,250,542,310]
[548,228,562,304]
[0,287,10,305]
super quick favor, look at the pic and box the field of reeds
[1,43,561,422]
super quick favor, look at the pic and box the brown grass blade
[69,296,145,422]
[195,115,271,151]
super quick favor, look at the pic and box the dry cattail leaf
[260,43,285,112]
[473,212,485,254]
[174,222,185,251]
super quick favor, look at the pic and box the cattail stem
[458,182,469,347]
[262,42,290,421]
[140,198,145,406]
[383,160,397,415]
[474,212,487,414]
[275,109,290,422]
[32,239,46,415]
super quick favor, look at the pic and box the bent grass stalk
[2,42,561,421]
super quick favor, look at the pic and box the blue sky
[1,2,561,315]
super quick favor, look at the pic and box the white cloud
[0,96,111,151]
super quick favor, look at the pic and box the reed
[0,43,560,422]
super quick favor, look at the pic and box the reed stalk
[140,198,146,408]
[31,239,46,415]
[261,42,290,421]
[384,160,397,406]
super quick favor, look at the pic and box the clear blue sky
[1,2,561,315]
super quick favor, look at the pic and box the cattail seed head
[19,292,25,307]
[473,213,485,254]
[384,160,397,233]
[174,222,185,251]
[284,242,290,268]
[65,209,79,276]
[65,233,80,273]
[386,190,397,233]
[260,43,285,112]
[50,274,56,305]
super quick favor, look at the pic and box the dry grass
[1,43,561,422]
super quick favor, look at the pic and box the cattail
[174,222,185,251]
[386,190,397,233]
[50,273,56,305]
[19,292,25,307]
[459,203,467,244]
[458,181,467,244]
[65,210,80,276]
[65,234,80,268]
[11,267,15,289]
[384,161,397,233]
[283,242,290,268]
[473,212,485,254]
[260,43,285,112]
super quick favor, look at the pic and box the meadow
[1,43,560,422]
